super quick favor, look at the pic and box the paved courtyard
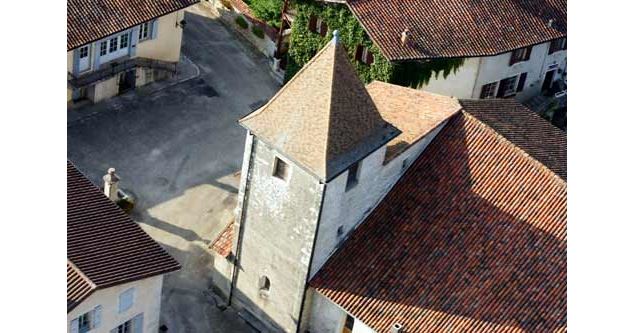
[67,4,280,332]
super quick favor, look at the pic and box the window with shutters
[480,82,498,99]
[112,313,144,333]
[119,288,135,313]
[355,45,374,65]
[71,306,101,333]
[509,46,532,65]
[308,16,327,36]
[273,157,290,181]
[139,22,151,41]
[548,37,567,54]
[497,75,520,98]
[516,72,528,93]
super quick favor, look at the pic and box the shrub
[235,15,249,29]
[252,25,265,39]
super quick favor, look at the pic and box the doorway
[542,69,556,93]
[119,70,136,94]
[78,45,91,72]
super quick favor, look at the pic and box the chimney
[548,19,554,27]
[400,28,410,46]
[103,167,120,202]
[391,323,404,333]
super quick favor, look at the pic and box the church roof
[240,34,399,181]
[311,105,566,333]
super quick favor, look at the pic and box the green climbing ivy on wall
[285,0,464,88]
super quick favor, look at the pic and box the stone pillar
[103,168,120,202]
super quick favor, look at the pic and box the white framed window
[100,41,108,56]
[480,82,498,99]
[109,37,119,53]
[79,46,89,59]
[119,288,135,313]
[139,22,151,41]
[70,306,101,333]
[120,33,129,48]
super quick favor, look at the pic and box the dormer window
[273,157,289,181]
[346,161,360,191]
[509,46,532,65]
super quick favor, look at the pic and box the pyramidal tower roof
[240,31,399,180]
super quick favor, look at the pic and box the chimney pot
[391,323,404,333]
[548,19,554,27]
[401,28,410,46]
[103,167,120,202]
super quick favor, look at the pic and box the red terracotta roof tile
[460,99,566,180]
[311,106,566,332]
[346,0,567,60]
[67,261,96,312]
[67,0,198,50]
[211,221,234,257]
[67,161,180,312]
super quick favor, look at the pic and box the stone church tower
[229,33,400,332]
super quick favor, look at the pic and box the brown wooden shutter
[308,15,317,32]
[509,51,518,66]
[366,51,374,65]
[355,45,363,62]
[480,85,490,99]
[524,46,533,61]
[319,21,328,37]
[516,72,527,92]
[548,40,556,55]
[496,80,506,98]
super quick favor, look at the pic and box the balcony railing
[68,57,177,89]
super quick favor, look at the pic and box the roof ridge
[461,110,566,185]
[324,42,338,172]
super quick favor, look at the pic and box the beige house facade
[68,275,164,333]
[67,10,186,105]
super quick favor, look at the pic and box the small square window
[346,162,360,191]
[273,157,289,180]
[509,46,531,65]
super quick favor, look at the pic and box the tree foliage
[246,0,284,29]
[285,0,464,88]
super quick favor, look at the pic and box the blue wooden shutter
[119,288,135,313]
[72,49,80,74]
[133,313,144,333]
[93,305,102,328]
[151,19,159,40]
[70,319,79,333]
[130,27,140,56]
